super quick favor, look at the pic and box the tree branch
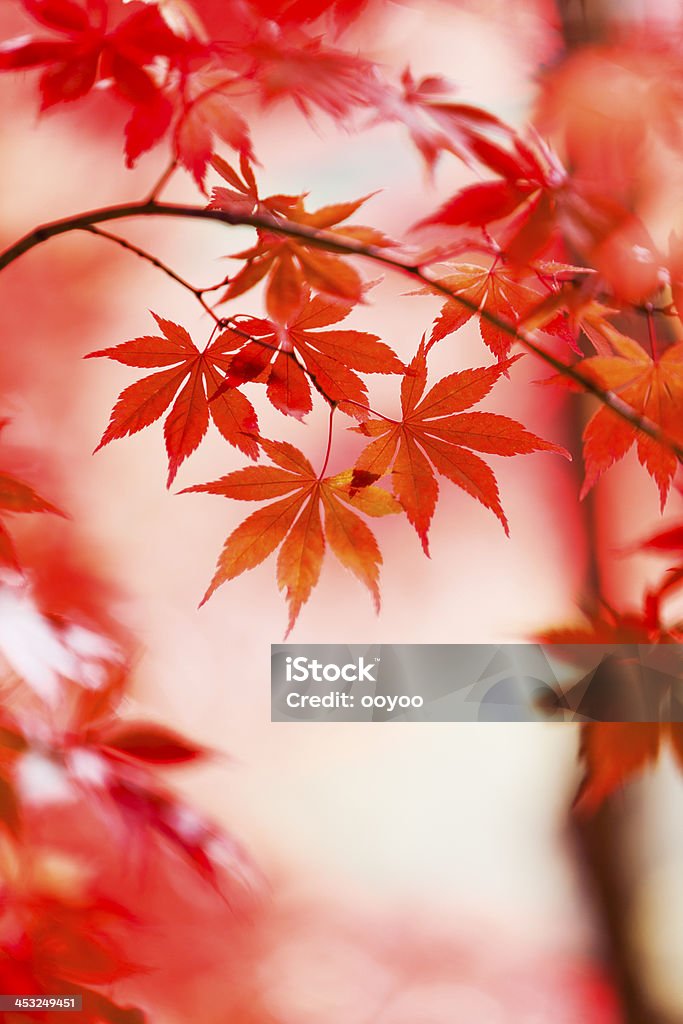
[1,198,681,460]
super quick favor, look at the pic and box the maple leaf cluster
[0,0,206,167]
[0,0,533,186]
[411,112,683,513]
[74,127,570,634]
[88,295,566,631]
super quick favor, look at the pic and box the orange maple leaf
[182,438,400,634]
[351,344,568,553]
[210,169,390,323]
[87,314,259,487]
[573,327,683,507]
[423,261,542,360]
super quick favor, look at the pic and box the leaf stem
[319,404,336,479]
[645,304,659,361]
[201,319,222,353]
[146,160,178,203]
[1,198,682,459]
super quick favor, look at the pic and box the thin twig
[82,225,221,323]
[146,160,178,203]
[82,229,339,407]
[1,199,682,459]
[199,275,232,294]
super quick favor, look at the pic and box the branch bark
[1,198,681,461]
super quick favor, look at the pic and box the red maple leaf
[207,152,262,216]
[86,314,259,487]
[0,0,204,164]
[212,290,404,418]
[173,70,255,189]
[377,68,515,173]
[351,344,568,552]
[415,132,558,254]
[182,437,400,634]
[240,23,382,119]
[416,132,662,302]
[0,421,64,570]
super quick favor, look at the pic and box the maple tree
[1,0,683,1020]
